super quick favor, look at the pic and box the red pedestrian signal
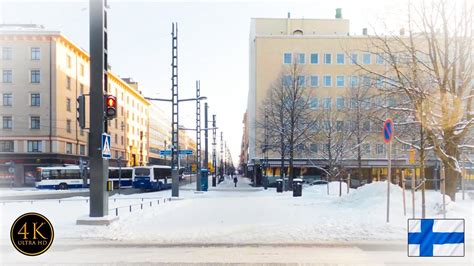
[104,95,117,119]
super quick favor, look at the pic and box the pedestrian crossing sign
[102,133,111,159]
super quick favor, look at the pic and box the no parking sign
[383,119,394,143]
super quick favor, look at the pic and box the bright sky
[2,0,407,166]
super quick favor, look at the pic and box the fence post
[115,208,118,216]
[141,203,143,210]
[129,205,132,212]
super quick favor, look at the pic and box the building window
[67,55,72,68]
[79,144,85,155]
[350,98,357,109]
[31,70,40,83]
[336,121,344,132]
[31,93,40,106]
[3,93,12,106]
[80,128,84,136]
[310,76,319,87]
[310,97,318,109]
[336,97,345,110]
[298,75,305,87]
[66,142,73,154]
[401,143,411,151]
[324,53,332,64]
[323,98,332,109]
[336,53,345,64]
[376,144,385,155]
[350,53,358,64]
[310,143,318,153]
[336,76,345,87]
[350,76,359,88]
[121,136,124,145]
[66,98,71,112]
[31,47,40,60]
[310,53,319,64]
[2,47,12,60]
[363,121,371,132]
[3,70,12,83]
[80,84,84,95]
[323,75,332,87]
[80,64,84,76]
[115,134,118,144]
[66,119,71,133]
[363,143,370,154]
[66,76,71,90]
[363,53,371,64]
[376,53,384,65]
[27,140,42,152]
[363,76,371,87]
[283,75,292,86]
[296,53,305,64]
[31,116,40,129]
[375,77,383,88]
[0,140,14,152]
[2,116,12,129]
[283,53,292,64]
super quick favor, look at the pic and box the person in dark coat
[233,176,238,187]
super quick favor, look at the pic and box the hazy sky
[2,0,406,165]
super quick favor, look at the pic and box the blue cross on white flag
[408,219,464,257]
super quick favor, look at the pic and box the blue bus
[133,165,171,190]
[108,167,134,189]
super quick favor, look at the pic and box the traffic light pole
[87,0,108,218]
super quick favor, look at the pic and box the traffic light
[104,95,117,119]
[76,95,86,129]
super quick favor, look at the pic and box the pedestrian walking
[233,176,238,187]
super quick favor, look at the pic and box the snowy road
[1,176,472,264]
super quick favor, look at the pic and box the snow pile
[310,181,353,196]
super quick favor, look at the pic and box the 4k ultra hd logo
[10,212,54,256]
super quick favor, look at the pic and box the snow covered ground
[0,177,472,245]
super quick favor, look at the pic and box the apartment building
[0,24,150,185]
[244,13,441,184]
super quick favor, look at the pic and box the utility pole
[220,132,224,180]
[170,22,179,198]
[88,0,108,218]
[264,108,269,189]
[212,114,217,186]
[196,81,202,191]
[204,103,209,181]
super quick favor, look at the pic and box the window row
[283,52,385,65]
[2,93,41,107]
[306,120,373,132]
[2,69,41,83]
[283,75,389,88]
[0,140,87,154]
[303,142,386,155]
[2,47,41,61]
[309,96,397,110]
[1,116,74,132]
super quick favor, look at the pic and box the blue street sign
[159,150,172,156]
[159,150,193,156]
[178,149,193,155]
[383,119,394,143]
[101,133,111,159]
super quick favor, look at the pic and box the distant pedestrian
[233,176,238,187]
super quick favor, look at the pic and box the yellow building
[0,24,149,184]
[245,12,428,183]
[148,103,172,165]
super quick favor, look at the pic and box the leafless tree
[356,0,473,200]
[258,60,318,189]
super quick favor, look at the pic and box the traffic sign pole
[383,119,394,223]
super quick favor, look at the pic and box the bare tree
[258,60,318,189]
[357,0,473,200]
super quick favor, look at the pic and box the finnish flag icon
[408,219,465,257]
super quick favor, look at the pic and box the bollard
[59,200,61,204]
[114,198,116,202]
[158,200,159,205]
[142,198,144,202]
[129,205,132,212]
[115,208,118,216]
[141,203,143,210]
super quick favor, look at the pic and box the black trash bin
[293,178,303,197]
[276,179,283,193]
